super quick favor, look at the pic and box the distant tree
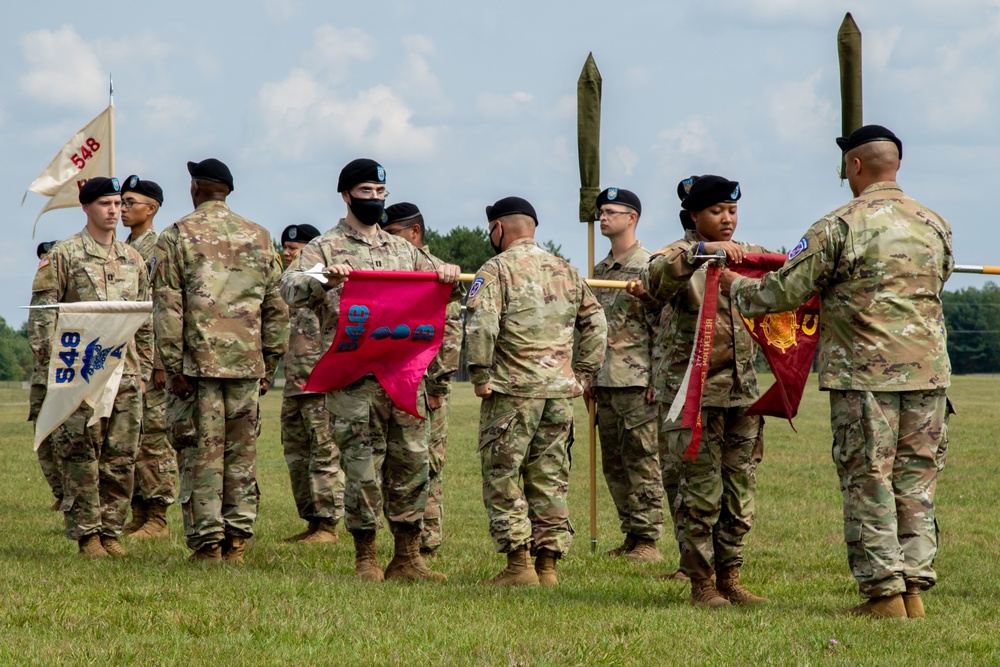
[942,281,1000,374]
[425,226,495,274]
[0,318,33,381]
[540,240,569,262]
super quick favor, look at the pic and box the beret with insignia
[385,202,422,225]
[486,196,538,226]
[338,158,386,193]
[36,241,58,259]
[677,175,700,230]
[596,187,641,216]
[187,158,234,191]
[836,124,902,159]
[121,174,164,204]
[681,175,741,212]
[281,224,321,245]
[79,176,121,204]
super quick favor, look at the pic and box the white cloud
[511,91,534,103]
[654,116,718,165]
[768,72,836,147]
[20,26,106,110]
[143,96,199,134]
[866,27,903,73]
[610,146,639,178]
[309,25,375,85]
[264,0,299,19]
[476,91,534,119]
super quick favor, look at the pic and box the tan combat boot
[188,543,223,563]
[352,530,384,581]
[100,536,127,557]
[716,566,768,604]
[486,546,539,586]
[841,594,907,618]
[123,499,147,535]
[130,502,169,539]
[298,519,340,545]
[534,548,559,587]
[384,528,447,582]
[690,577,731,608]
[606,533,637,557]
[903,584,925,619]
[624,538,663,563]
[283,520,319,543]
[223,536,247,564]
[78,534,108,559]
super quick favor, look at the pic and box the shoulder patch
[37,256,50,269]
[468,277,485,298]
[788,237,808,260]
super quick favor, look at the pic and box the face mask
[490,227,503,255]
[349,196,385,226]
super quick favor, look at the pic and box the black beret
[187,158,234,191]
[338,158,386,193]
[485,196,538,226]
[79,177,121,204]
[681,175,741,212]
[281,224,321,245]
[677,175,700,201]
[836,124,902,159]
[385,202,421,226]
[37,241,57,259]
[596,187,641,216]
[121,174,164,204]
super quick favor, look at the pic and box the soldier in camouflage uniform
[280,159,460,582]
[28,177,152,558]
[466,196,608,587]
[118,175,177,540]
[584,188,663,563]
[153,158,289,564]
[382,202,464,554]
[642,176,769,607]
[724,126,953,619]
[30,241,62,511]
[279,223,345,545]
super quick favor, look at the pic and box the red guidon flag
[303,271,451,419]
[668,253,820,462]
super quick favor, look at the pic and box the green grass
[0,377,998,666]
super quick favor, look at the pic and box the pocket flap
[478,410,517,452]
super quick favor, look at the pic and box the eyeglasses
[121,199,153,209]
[598,208,631,219]
[353,187,390,199]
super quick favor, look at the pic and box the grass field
[1,376,998,666]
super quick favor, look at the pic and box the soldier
[118,175,176,539]
[723,126,953,619]
[381,202,464,555]
[30,241,62,511]
[28,177,152,558]
[279,223,345,544]
[280,159,460,582]
[153,158,289,564]
[466,196,608,586]
[641,175,769,607]
[583,188,663,563]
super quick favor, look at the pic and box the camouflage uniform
[592,242,662,541]
[731,181,953,598]
[418,244,464,552]
[280,220,461,535]
[642,231,767,580]
[281,297,344,526]
[153,200,288,551]
[29,365,61,503]
[466,238,607,556]
[28,228,152,541]
[127,227,178,508]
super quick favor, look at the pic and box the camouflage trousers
[168,377,261,550]
[50,375,141,541]
[479,393,574,556]
[281,393,344,523]
[830,389,950,599]
[666,406,763,580]
[132,387,178,506]
[328,375,430,534]
[595,387,663,540]
[657,401,682,538]
[29,383,62,501]
[422,388,450,551]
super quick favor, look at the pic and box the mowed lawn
[0,376,998,666]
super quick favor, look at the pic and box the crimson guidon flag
[304,271,451,419]
[671,253,820,462]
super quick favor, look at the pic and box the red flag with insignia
[303,271,451,419]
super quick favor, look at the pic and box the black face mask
[489,223,503,255]
[349,196,386,226]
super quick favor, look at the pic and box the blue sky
[2,0,998,327]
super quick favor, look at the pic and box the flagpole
[108,74,115,178]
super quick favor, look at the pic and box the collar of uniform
[80,226,127,260]
[860,180,902,196]
[507,237,537,250]
[600,240,643,269]
[337,218,390,247]
[683,229,699,244]
[195,200,230,213]
[126,227,156,246]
